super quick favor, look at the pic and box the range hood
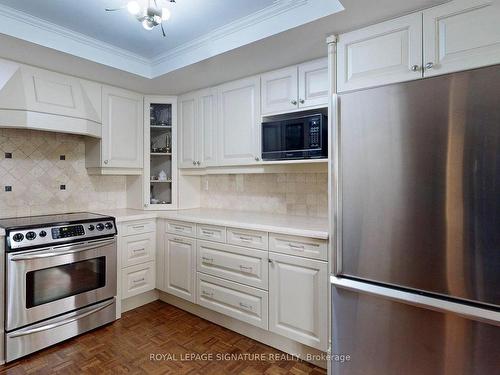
[0,58,102,138]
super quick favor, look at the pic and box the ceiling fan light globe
[161,8,171,21]
[142,19,154,30]
[153,15,162,24]
[127,1,141,15]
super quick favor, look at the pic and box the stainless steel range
[0,212,118,363]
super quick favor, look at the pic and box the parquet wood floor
[0,301,327,375]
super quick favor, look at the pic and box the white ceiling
[0,0,344,77]
[0,0,448,94]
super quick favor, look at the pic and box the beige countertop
[97,208,329,239]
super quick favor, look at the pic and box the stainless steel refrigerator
[330,65,500,375]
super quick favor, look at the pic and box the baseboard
[158,291,327,369]
[121,290,159,313]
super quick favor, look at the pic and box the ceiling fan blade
[105,7,124,11]
[160,23,166,37]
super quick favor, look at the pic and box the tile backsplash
[200,173,328,217]
[0,129,127,219]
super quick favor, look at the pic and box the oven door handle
[10,239,116,261]
[8,299,115,338]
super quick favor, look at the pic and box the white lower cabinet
[121,261,156,299]
[164,235,196,302]
[268,252,328,351]
[197,273,268,329]
[122,233,156,268]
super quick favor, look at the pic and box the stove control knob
[26,231,37,240]
[96,223,105,231]
[39,230,47,238]
[88,224,95,231]
[13,233,24,242]
[105,222,113,230]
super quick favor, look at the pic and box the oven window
[26,257,106,308]
[285,122,305,151]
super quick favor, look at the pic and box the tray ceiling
[0,0,344,78]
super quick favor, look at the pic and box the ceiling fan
[106,0,175,37]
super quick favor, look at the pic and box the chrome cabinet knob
[291,100,298,105]
[104,160,108,165]
[255,156,260,161]
[192,161,196,166]
[299,99,305,104]
[410,65,420,72]
[425,62,434,70]
[196,161,201,165]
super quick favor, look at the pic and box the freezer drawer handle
[10,239,115,261]
[8,299,114,338]
[330,276,500,327]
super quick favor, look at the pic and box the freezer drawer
[330,278,500,375]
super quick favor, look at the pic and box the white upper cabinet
[0,59,102,137]
[178,93,197,168]
[261,58,328,114]
[198,88,218,167]
[178,88,218,168]
[337,13,423,92]
[298,58,329,108]
[423,0,500,76]
[217,76,261,165]
[102,86,143,169]
[261,66,298,114]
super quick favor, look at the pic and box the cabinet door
[268,252,328,351]
[423,0,500,77]
[337,13,423,92]
[298,58,329,108]
[178,93,198,168]
[198,88,218,167]
[218,76,261,166]
[164,235,196,302]
[102,86,143,168]
[261,66,298,114]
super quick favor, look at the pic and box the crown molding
[0,0,343,79]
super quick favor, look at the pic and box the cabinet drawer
[197,224,226,243]
[197,273,268,330]
[226,227,268,250]
[166,220,196,238]
[197,240,268,289]
[122,233,156,268]
[121,220,156,236]
[269,233,327,261]
[121,262,155,299]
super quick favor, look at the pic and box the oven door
[6,238,116,331]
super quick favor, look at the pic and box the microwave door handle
[8,298,115,338]
[10,238,116,261]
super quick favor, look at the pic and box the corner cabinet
[217,75,261,166]
[86,85,143,175]
[143,96,178,209]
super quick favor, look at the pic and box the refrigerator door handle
[331,276,500,327]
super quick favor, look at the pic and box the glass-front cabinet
[144,96,177,209]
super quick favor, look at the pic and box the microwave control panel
[309,119,321,148]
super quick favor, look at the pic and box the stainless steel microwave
[261,112,328,160]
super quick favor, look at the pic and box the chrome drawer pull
[288,243,305,249]
[202,290,214,298]
[202,230,215,236]
[132,225,145,230]
[238,236,253,242]
[132,248,145,253]
[132,277,145,284]
[173,226,186,231]
[202,256,214,263]
[239,302,253,310]
[239,265,253,272]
